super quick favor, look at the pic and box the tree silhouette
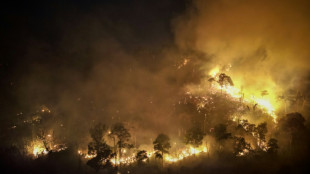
[37,129,50,152]
[279,112,306,153]
[218,73,234,87]
[214,124,231,140]
[255,122,268,149]
[239,120,256,133]
[233,136,251,156]
[256,122,268,141]
[153,133,171,167]
[213,124,231,151]
[267,138,279,155]
[87,123,114,172]
[208,73,234,94]
[184,126,205,147]
[279,112,305,132]
[111,122,133,164]
[136,150,148,165]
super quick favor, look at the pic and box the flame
[207,66,282,122]
[33,146,48,157]
[237,149,250,156]
[165,145,208,163]
[28,140,48,157]
[27,138,66,158]
[78,145,208,165]
[209,66,220,77]
[111,154,136,165]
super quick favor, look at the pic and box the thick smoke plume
[1,0,197,147]
[175,0,310,104]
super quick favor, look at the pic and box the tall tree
[87,123,114,172]
[153,133,171,167]
[111,123,133,163]
[233,136,251,156]
[213,124,231,151]
[256,122,268,141]
[279,112,306,153]
[184,126,205,147]
[37,129,50,152]
[256,122,268,149]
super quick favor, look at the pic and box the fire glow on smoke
[187,65,284,122]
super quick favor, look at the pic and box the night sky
[0,0,189,126]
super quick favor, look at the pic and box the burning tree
[9,105,67,157]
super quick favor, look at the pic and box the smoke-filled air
[1,0,310,174]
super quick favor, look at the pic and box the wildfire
[207,66,281,122]
[237,149,250,157]
[209,66,220,77]
[33,146,48,157]
[165,145,208,163]
[78,145,208,165]
[27,138,67,158]
[27,140,48,157]
[111,155,136,165]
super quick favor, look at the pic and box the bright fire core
[206,65,283,122]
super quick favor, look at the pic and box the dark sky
[0,0,197,144]
[0,0,189,115]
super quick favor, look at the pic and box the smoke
[174,0,310,98]
[2,2,310,173]
[2,0,310,154]
[1,0,199,147]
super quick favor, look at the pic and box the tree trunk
[119,147,122,170]
[162,151,164,168]
[113,138,116,168]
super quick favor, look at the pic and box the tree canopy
[153,133,171,159]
